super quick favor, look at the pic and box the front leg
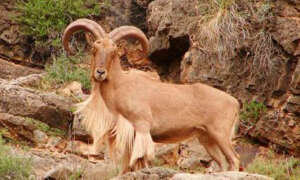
[130,120,155,169]
[116,99,155,171]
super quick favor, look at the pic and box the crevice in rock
[149,35,190,83]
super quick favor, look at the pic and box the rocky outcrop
[147,0,300,155]
[0,76,73,130]
[11,146,102,179]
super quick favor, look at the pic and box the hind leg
[197,134,225,171]
[208,130,240,171]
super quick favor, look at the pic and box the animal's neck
[98,57,123,111]
[108,57,122,80]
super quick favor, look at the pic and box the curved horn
[62,18,106,55]
[109,26,149,57]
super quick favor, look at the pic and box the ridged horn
[62,18,106,55]
[109,26,149,57]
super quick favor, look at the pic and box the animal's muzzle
[94,68,107,81]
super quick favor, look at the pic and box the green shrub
[14,0,108,49]
[0,136,32,180]
[44,53,91,91]
[240,100,267,127]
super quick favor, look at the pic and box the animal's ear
[108,26,149,58]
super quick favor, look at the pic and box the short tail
[231,102,240,144]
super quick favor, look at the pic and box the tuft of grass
[0,136,33,180]
[43,53,91,91]
[25,118,66,137]
[48,128,66,137]
[247,155,300,180]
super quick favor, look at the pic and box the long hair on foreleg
[75,82,137,170]
[75,83,116,152]
[130,131,155,167]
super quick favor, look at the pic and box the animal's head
[92,38,117,81]
[62,19,149,82]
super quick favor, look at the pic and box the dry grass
[194,0,275,75]
[196,3,248,61]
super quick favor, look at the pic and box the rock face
[104,0,149,31]
[0,59,42,80]
[147,0,300,155]
[114,168,273,180]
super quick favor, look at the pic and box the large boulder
[0,77,73,130]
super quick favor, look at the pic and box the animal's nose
[96,69,105,75]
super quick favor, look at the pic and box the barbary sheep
[63,18,240,174]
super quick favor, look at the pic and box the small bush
[0,136,33,180]
[240,100,267,127]
[44,53,91,91]
[247,155,300,180]
[14,0,106,49]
